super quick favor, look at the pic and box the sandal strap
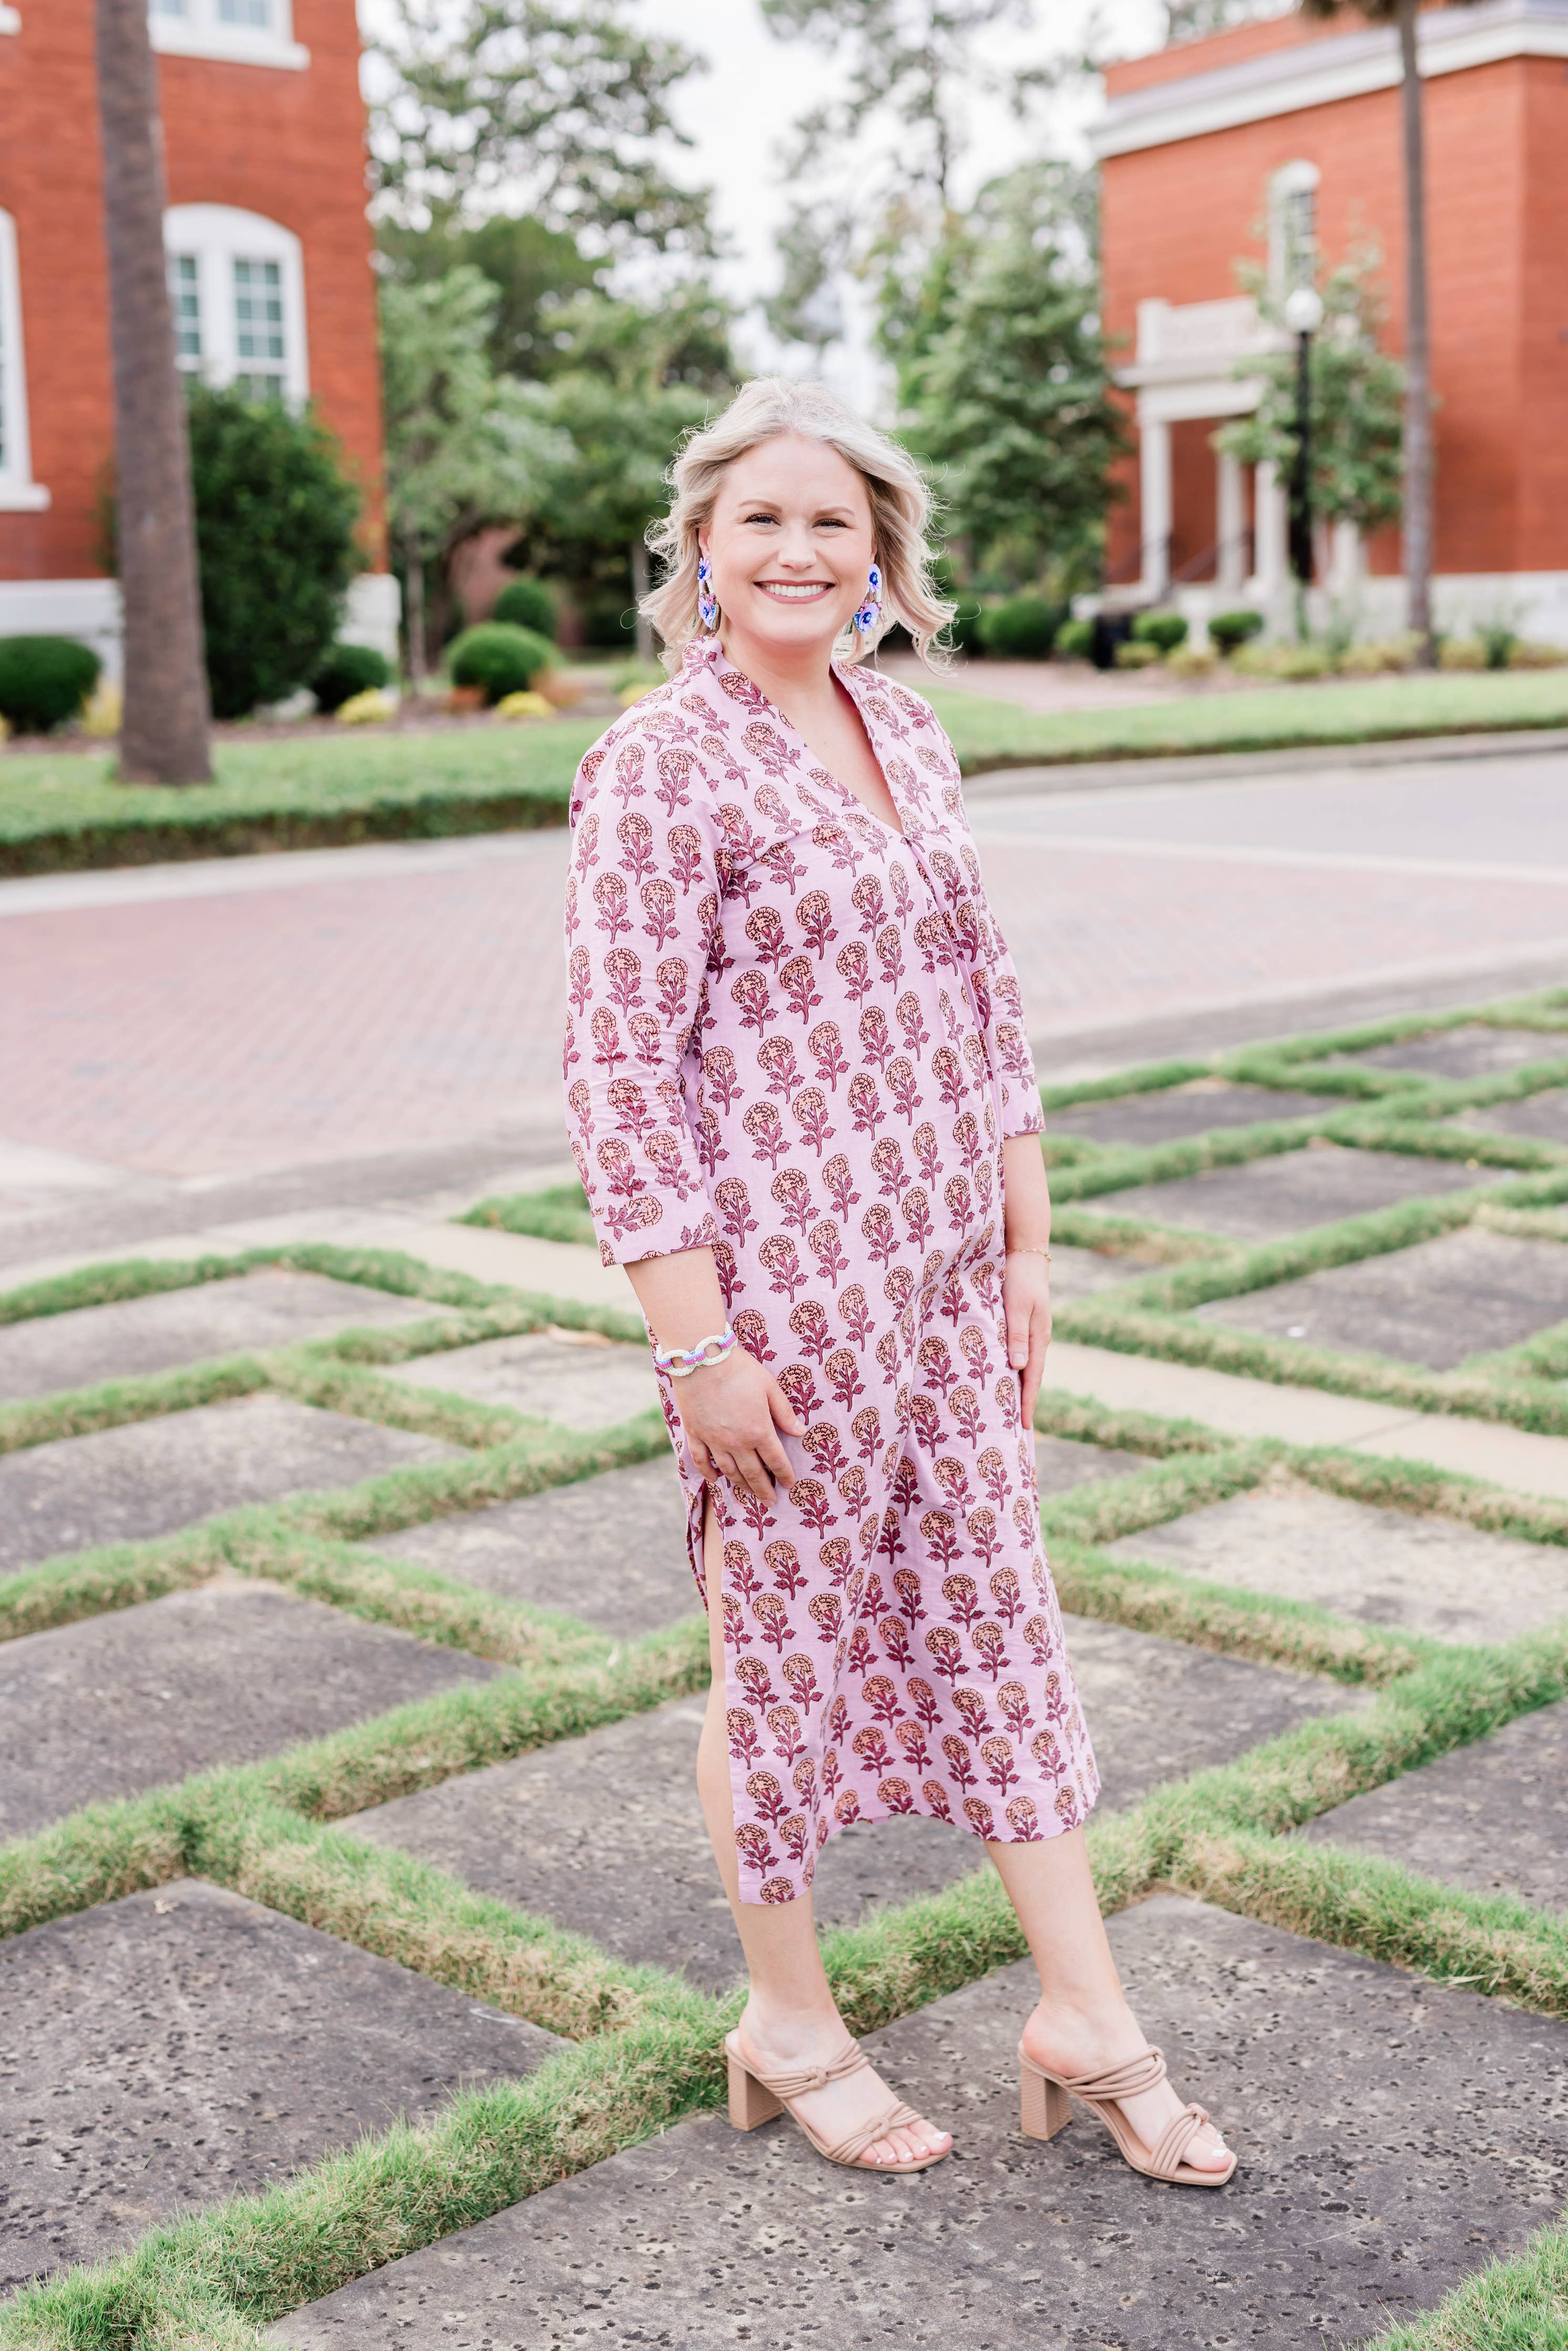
[1146,2103,1212,2180]
[746,2041,871,2101]
[1059,2046,1168,2102]
[824,2099,925,2168]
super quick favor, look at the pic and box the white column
[1249,458,1287,597]
[1328,520,1362,596]
[1139,413,1172,597]
[1216,451,1246,595]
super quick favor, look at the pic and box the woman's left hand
[1002,1250,1052,1427]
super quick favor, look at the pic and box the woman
[563,377,1233,2186]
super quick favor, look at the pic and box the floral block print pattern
[564,638,1099,1902]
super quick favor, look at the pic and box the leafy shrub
[0,635,102,733]
[310,642,391,713]
[1208,609,1265,654]
[1507,639,1567,669]
[1477,621,1516,670]
[449,621,555,702]
[1165,643,1217,679]
[492,578,559,639]
[1338,635,1419,675]
[495,690,555,720]
[1053,618,1094,662]
[336,688,396,725]
[979,595,1060,660]
[187,385,363,719]
[1438,637,1486,671]
[1113,640,1163,669]
[1131,610,1188,653]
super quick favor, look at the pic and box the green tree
[186,386,362,719]
[378,213,603,379]
[380,265,568,673]
[890,164,1126,589]
[1214,250,1406,537]
[366,0,715,259]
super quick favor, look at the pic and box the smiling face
[700,434,876,665]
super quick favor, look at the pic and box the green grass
[8,672,1568,876]
[925,667,1568,769]
[0,721,599,876]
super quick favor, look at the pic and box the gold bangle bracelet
[1006,1245,1052,1261]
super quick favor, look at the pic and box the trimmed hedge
[448,622,556,702]
[491,578,558,639]
[309,642,391,713]
[0,635,101,734]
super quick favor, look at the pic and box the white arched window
[149,0,308,70]
[163,205,309,404]
[0,208,47,510]
[1268,160,1320,299]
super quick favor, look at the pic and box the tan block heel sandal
[724,2031,950,2174]
[1019,2044,1236,2187]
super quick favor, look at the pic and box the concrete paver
[0,1879,554,2293]
[1349,1025,1568,1081]
[1197,1224,1568,1370]
[1108,1481,1568,1644]
[271,1894,1568,2350]
[1301,1695,1568,1915]
[1458,1086,1568,1144]
[1044,1078,1333,1147]
[0,1393,459,1573]
[387,1328,659,1431]
[1033,1432,1145,1496]
[0,1583,501,1839]
[0,1270,433,1404]
[343,1620,1357,1990]
[367,1457,697,1637]
[1079,1140,1502,1242]
[1034,1240,1143,1300]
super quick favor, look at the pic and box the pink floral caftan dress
[563,637,1099,1902]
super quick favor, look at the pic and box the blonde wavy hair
[642,376,955,672]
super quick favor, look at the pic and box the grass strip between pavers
[1358,2218,1568,2349]
[7,1622,1568,2347]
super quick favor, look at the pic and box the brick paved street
[2,743,1565,1195]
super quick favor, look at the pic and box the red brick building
[0,0,396,672]
[1092,0,1568,641]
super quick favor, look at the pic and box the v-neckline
[705,642,907,842]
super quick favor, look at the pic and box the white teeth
[760,583,829,599]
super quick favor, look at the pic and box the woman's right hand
[674,1348,802,1504]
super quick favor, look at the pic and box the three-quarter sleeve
[980,914,1044,1139]
[563,721,723,1268]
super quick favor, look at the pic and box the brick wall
[1101,43,1559,589]
[0,0,384,585]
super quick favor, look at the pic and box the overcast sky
[630,0,1168,391]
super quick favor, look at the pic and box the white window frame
[1268,159,1321,300]
[163,204,310,406]
[148,0,309,72]
[0,10,21,37]
[0,209,49,513]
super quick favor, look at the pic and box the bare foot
[1020,1998,1232,2175]
[735,2006,951,2170]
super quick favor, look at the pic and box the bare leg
[988,1829,1231,2172]
[696,1496,950,2168]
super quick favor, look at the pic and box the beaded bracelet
[652,1328,738,1379]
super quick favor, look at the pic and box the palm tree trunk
[94,0,212,782]
[1397,0,1436,665]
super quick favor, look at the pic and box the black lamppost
[1284,284,1325,588]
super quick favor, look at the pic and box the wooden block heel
[1019,2062,1071,2142]
[727,2048,783,2131]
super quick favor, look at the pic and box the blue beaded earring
[696,553,720,632]
[853,563,883,636]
